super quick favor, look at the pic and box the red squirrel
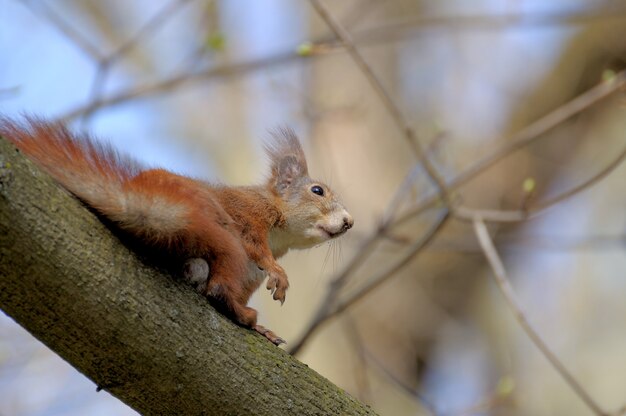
[0,117,353,345]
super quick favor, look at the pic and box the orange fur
[0,117,353,344]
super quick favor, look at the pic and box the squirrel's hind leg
[204,252,258,328]
[254,325,286,345]
[186,256,284,345]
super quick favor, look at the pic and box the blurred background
[1,0,625,415]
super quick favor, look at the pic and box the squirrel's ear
[265,127,309,193]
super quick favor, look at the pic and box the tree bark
[0,136,376,416]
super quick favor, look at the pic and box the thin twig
[312,163,447,293]
[308,0,452,206]
[81,64,110,128]
[289,210,449,355]
[612,404,626,416]
[380,163,426,228]
[289,48,625,357]
[472,217,606,416]
[455,141,626,223]
[424,233,626,254]
[287,0,458,354]
[353,6,626,45]
[532,144,626,211]
[58,20,626,123]
[394,71,626,226]
[18,0,103,60]
[59,49,299,121]
[334,211,449,318]
[341,314,373,405]
[81,0,194,125]
[112,0,194,65]
[361,345,439,416]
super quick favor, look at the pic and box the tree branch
[308,0,452,206]
[455,141,626,223]
[393,70,626,226]
[0,136,376,416]
[289,210,449,355]
[472,217,606,416]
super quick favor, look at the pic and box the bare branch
[472,217,606,416]
[394,71,626,226]
[58,16,626,123]
[380,164,426,226]
[455,141,626,223]
[531,143,626,211]
[60,49,299,121]
[361,345,439,416]
[289,43,625,358]
[289,210,449,355]
[18,0,103,60]
[612,404,626,416]
[81,0,195,125]
[111,0,194,65]
[427,233,626,254]
[353,6,626,45]
[308,0,452,206]
[342,314,373,404]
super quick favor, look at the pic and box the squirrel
[0,117,353,345]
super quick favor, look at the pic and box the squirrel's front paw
[266,269,289,305]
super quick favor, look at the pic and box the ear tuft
[265,127,308,193]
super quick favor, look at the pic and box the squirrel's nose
[342,214,354,231]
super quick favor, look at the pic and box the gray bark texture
[0,136,376,416]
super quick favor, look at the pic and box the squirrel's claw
[273,288,286,305]
[266,276,277,291]
[266,270,289,305]
[254,324,286,346]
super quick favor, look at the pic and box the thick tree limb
[0,136,376,416]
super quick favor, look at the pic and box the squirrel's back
[0,117,203,249]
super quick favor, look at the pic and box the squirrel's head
[265,128,353,252]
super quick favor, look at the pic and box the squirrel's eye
[311,185,324,196]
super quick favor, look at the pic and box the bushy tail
[0,116,248,260]
[0,116,143,221]
[2,116,255,314]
